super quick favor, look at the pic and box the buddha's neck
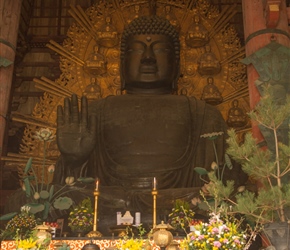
[125,87,174,95]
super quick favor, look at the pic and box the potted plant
[67,197,94,236]
[167,199,195,235]
[0,206,37,240]
[198,85,290,249]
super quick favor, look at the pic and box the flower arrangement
[15,236,39,250]
[193,86,290,248]
[167,200,195,231]
[116,225,151,250]
[68,198,94,232]
[181,213,247,250]
[0,206,37,240]
[14,227,51,250]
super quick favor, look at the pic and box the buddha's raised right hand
[57,94,97,165]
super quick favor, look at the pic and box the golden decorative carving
[201,77,223,105]
[84,45,107,75]
[197,45,221,75]
[226,99,248,128]
[185,13,209,48]
[9,0,249,178]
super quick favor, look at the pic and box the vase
[35,223,52,247]
[263,222,289,250]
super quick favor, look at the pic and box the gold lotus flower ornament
[47,165,55,173]
[65,176,75,185]
[33,192,40,200]
[34,128,55,142]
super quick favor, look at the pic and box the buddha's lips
[139,65,158,73]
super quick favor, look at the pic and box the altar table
[1,238,183,249]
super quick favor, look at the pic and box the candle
[135,212,141,226]
[117,212,122,225]
[153,177,157,190]
[95,178,99,191]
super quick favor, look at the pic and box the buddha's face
[122,34,178,94]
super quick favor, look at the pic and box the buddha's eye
[153,42,172,54]
[154,48,170,53]
[126,43,145,54]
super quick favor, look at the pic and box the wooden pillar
[242,0,290,142]
[0,0,22,155]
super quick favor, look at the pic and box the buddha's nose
[141,48,156,64]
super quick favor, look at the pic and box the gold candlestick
[152,177,158,229]
[87,179,103,237]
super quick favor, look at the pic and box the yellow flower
[17,237,38,249]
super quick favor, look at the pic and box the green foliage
[167,199,195,231]
[24,157,33,174]
[53,197,73,210]
[1,128,77,222]
[207,172,234,200]
[196,85,290,226]
[225,86,290,223]
[0,206,37,240]
[26,203,45,214]
[248,87,290,130]
[0,212,18,221]
[194,167,209,175]
[77,177,95,183]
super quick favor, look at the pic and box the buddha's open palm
[57,94,97,163]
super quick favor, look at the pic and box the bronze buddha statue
[53,16,245,233]
[55,16,228,189]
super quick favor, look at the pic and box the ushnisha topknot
[120,15,180,62]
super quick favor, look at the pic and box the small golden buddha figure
[164,5,180,31]
[83,78,102,101]
[84,45,107,76]
[96,17,119,48]
[201,77,223,105]
[197,44,221,76]
[227,99,247,128]
[180,87,188,96]
[185,14,209,48]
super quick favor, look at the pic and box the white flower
[65,176,75,185]
[20,206,31,213]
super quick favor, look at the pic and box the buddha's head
[120,16,180,94]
